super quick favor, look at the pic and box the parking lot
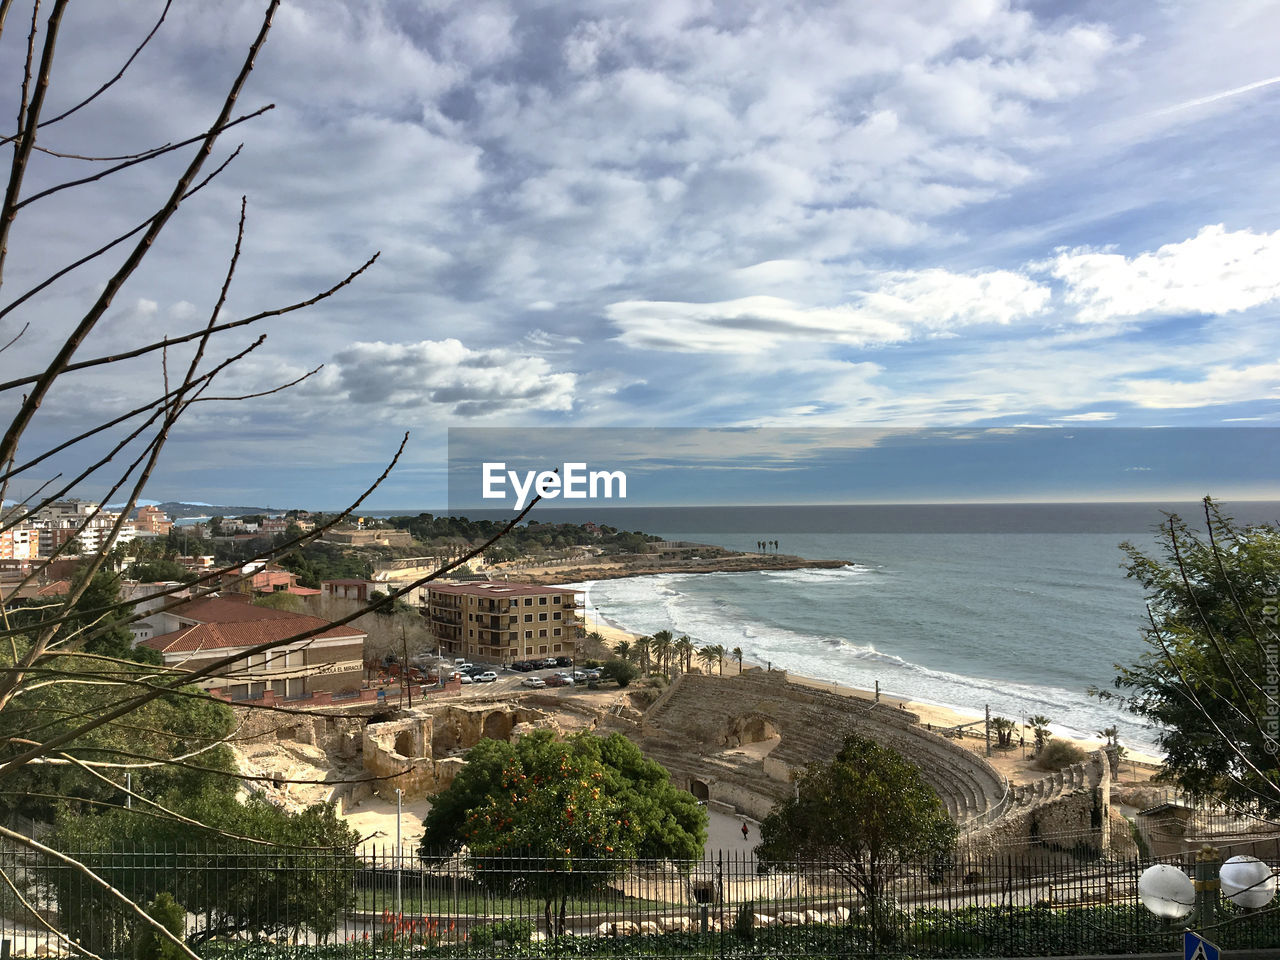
[409,656,604,698]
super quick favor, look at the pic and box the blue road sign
[1185,931,1220,960]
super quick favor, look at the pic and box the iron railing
[4,844,1280,958]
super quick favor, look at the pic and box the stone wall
[360,701,555,801]
[965,749,1118,857]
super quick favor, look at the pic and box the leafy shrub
[135,892,185,960]
[1034,739,1086,770]
[469,917,534,947]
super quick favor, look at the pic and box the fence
[5,843,1280,958]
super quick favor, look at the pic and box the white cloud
[1046,225,1280,323]
[1122,359,1280,409]
[328,339,577,417]
[609,268,1049,353]
[1055,411,1116,421]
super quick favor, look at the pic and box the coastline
[581,613,1164,771]
[491,552,851,586]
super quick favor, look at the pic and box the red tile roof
[141,617,362,655]
[139,595,363,655]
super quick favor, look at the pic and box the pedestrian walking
[741,822,749,841]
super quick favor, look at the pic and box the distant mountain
[155,501,293,519]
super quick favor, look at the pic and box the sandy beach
[580,613,1163,781]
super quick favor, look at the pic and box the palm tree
[713,644,727,676]
[637,636,652,675]
[650,629,674,678]
[675,635,695,673]
[731,646,744,674]
[1028,715,1052,755]
[614,639,632,663]
[697,645,718,674]
[1096,725,1120,747]
[991,716,1016,749]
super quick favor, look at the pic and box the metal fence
[5,843,1280,958]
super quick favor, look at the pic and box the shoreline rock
[512,554,852,585]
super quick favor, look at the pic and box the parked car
[554,656,573,667]
[511,660,534,672]
[458,673,474,684]
[543,674,573,687]
[477,671,498,683]
[455,662,474,674]
[521,676,546,688]
[572,670,591,682]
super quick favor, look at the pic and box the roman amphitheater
[236,667,1136,858]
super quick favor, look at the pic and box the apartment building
[425,581,584,663]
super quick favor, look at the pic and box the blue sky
[2,1,1279,509]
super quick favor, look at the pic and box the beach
[581,614,1164,779]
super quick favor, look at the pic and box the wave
[577,570,1161,753]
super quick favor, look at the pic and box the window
[539,645,548,654]
[524,613,533,622]
[553,596,561,604]
[508,616,517,625]
[553,628,561,636]
[524,597,533,606]
[525,646,533,654]
[524,630,532,639]
[539,629,547,638]
[508,632,517,642]
[553,644,562,652]
[538,612,548,621]
[553,611,561,620]
[539,596,547,605]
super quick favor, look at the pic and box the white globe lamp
[1138,863,1195,920]
[1220,855,1277,909]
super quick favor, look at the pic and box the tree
[756,734,956,944]
[600,658,636,688]
[1027,715,1053,755]
[126,559,197,584]
[991,716,1016,749]
[649,629,674,678]
[675,635,695,673]
[732,646,744,673]
[419,731,705,936]
[698,645,718,673]
[50,790,360,952]
[1101,498,1280,811]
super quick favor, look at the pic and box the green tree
[51,791,359,951]
[675,635,695,673]
[991,716,1016,749]
[1027,715,1053,755]
[600,658,637,688]
[757,734,956,944]
[419,731,705,936]
[649,629,674,678]
[127,559,196,583]
[732,646,744,673]
[135,892,186,960]
[1101,498,1280,810]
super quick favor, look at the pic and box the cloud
[328,339,577,417]
[1045,225,1280,323]
[608,268,1050,353]
[1122,359,1280,409]
[1055,412,1116,421]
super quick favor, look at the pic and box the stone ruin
[361,702,559,801]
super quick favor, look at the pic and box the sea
[376,501,1280,757]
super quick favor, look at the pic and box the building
[139,594,366,701]
[133,505,173,536]
[425,581,584,663]
[220,562,320,598]
[321,578,381,603]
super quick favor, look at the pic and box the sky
[2,1,1279,510]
